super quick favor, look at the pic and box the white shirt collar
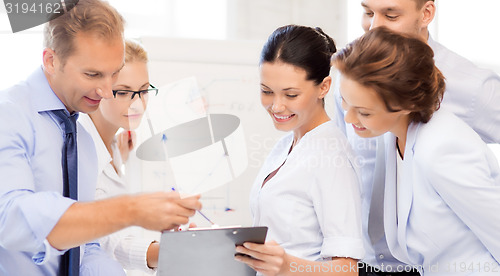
[78,113,112,175]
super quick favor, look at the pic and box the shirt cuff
[32,239,66,265]
[114,236,157,273]
[130,238,156,274]
[320,236,365,260]
[81,243,126,276]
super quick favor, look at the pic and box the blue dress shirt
[0,67,125,275]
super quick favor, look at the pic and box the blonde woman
[79,39,161,273]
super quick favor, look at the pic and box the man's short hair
[43,0,125,65]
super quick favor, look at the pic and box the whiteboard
[136,36,284,227]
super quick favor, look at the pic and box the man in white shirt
[333,1,500,275]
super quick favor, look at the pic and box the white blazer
[382,110,500,275]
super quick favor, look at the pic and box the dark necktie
[51,109,80,276]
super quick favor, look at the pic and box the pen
[128,130,132,147]
[171,187,217,227]
[197,210,216,226]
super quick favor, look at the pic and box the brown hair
[332,26,445,123]
[43,0,125,65]
[125,39,148,64]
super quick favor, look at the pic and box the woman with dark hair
[333,26,500,275]
[235,25,364,276]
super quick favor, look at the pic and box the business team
[0,0,498,275]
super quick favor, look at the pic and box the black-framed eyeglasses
[112,84,158,101]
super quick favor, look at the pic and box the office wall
[226,0,348,45]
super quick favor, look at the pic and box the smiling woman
[259,61,329,140]
[333,26,500,276]
[235,25,363,276]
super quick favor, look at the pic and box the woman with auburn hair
[333,26,500,275]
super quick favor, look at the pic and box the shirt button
[379,254,385,260]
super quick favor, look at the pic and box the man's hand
[129,192,202,231]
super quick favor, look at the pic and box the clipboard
[158,226,268,276]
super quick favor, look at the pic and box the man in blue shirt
[0,0,201,275]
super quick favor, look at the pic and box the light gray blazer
[382,109,500,275]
